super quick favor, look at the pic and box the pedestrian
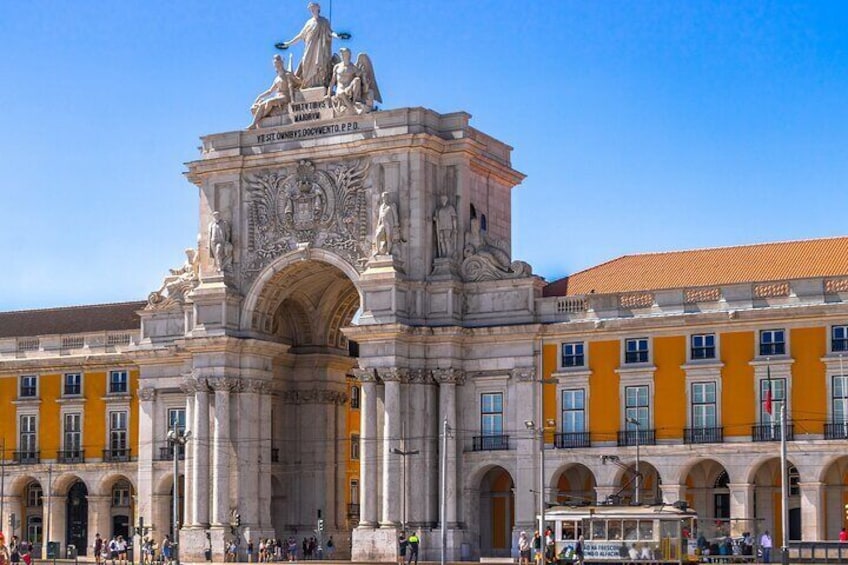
[532,531,542,565]
[760,530,772,563]
[397,533,407,565]
[518,531,530,565]
[841,528,848,542]
[325,536,334,559]
[575,533,585,565]
[544,528,555,565]
[0,533,10,565]
[162,535,173,565]
[94,534,104,565]
[249,539,255,563]
[117,535,129,565]
[287,537,298,562]
[406,532,419,565]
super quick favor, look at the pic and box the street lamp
[525,419,555,537]
[390,446,419,533]
[167,426,191,565]
[625,417,641,505]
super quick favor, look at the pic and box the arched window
[112,480,131,507]
[714,470,730,489]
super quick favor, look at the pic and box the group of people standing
[243,536,334,563]
[93,533,130,565]
[0,533,34,565]
[396,532,420,565]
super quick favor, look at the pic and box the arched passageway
[821,456,848,540]
[752,458,801,544]
[553,464,597,505]
[479,467,515,557]
[614,461,662,505]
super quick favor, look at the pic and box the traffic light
[317,519,324,532]
[844,503,848,520]
[235,513,241,527]
[9,513,15,527]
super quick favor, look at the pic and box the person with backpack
[397,533,407,565]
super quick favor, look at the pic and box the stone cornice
[352,368,379,383]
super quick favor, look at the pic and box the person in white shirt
[760,531,772,563]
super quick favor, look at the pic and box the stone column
[136,387,157,529]
[660,483,686,505]
[88,495,112,546]
[405,369,434,528]
[191,389,211,527]
[181,389,195,527]
[380,368,405,527]
[43,495,63,548]
[799,482,824,541]
[355,369,379,527]
[728,483,755,537]
[211,381,232,526]
[435,368,463,527]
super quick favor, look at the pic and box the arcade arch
[477,466,515,557]
[552,463,597,505]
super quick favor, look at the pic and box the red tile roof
[0,301,145,338]
[544,236,848,296]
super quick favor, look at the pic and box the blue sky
[1,1,847,310]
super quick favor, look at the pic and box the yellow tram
[545,505,698,564]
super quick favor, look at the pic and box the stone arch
[53,473,89,496]
[749,457,801,545]
[680,459,732,530]
[820,455,848,540]
[241,248,362,336]
[551,463,597,505]
[10,474,40,495]
[472,465,516,557]
[97,472,137,496]
[612,459,662,505]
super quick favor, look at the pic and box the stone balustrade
[0,330,139,359]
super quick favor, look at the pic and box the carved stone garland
[243,159,371,284]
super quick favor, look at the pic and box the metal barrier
[788,541,848,563]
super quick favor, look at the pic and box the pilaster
[799,481,824,541]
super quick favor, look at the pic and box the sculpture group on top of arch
[249,2,381,129]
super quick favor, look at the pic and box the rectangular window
[759,329,786,356]
[64,413,82,452]
[624,385,649,429]
[20,375,37,398]
[27,484,43,507]
[350,479,360,504]
[350,385,361,409]
[691,334,716,360]
[561,342,585,368]
[109,370,129,394]
[110,411,128,453]
[350,434,360,460]
[64,373,82,396]
[833,375,848,423]
[833,326,848,353]
[624,338,649,364]
[112,484,131,507]
[561,389,585,433]
[760,378,786,423]
[481,392,504,436]
[168,408,186,432]
[20,415,37,454]
[691,382,717,428]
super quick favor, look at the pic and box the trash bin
[46,541,61,559]
[67,545,78,559]
[204,548,212,562]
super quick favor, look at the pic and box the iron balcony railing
[683,427,724,444]
[13,450,40,464]
[103,448,131,462]
[57,449,85,464]
[155,444,185,461]
[472,435,510,451]
[553,432,591,448]
[823,422,848,440]
[616,429,656,447]
[751,423,794,442]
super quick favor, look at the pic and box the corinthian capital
[377,367,408,383]
[433,368,466,386]
[352,368,379,383]
[138,387,157,401]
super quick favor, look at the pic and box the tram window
[561,522,577,540]
[592,520,607,540]
[607,520,622,540]
[639,520,654,540]
[662,520,679,539]
[623,520,638,540]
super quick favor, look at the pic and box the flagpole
[780,405,789,565]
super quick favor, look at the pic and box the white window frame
[759,377,787,425]
[350,434,360,460]
[26,482,43,508]
[109,369,130,395]
[560,388,586,434]
[19,374,38,398]
[690,381,718,429]
[63,412,83,453]
[112,481,132,507]
[757,328,788,358]
[832,374,848,424]
[829,325,848,354]
[624,384,650,430]
[19,413,38,456]
[108,410,129,453]
[350,385,361,409]
[689,333,718,362]
[63,372,83,396]
[167,407,186,432]
[623,337,651,365]
[560,341,586,369]
[480,391,505,437]
[350,479,360,505]
[750,358,793,425]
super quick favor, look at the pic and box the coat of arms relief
[243,159,371,283]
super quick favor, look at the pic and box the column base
[352,525,469,562]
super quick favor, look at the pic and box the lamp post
[779,405,789,565]
[525,419,555,537]
[167,426,191,565]
[625,417,641,505]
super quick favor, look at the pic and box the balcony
[616,429,656,447]
[751,423,794,442]
[13,450,40,464]
[347,504,360,518]
[155,444,185,461]
[683,427,724,444]
[472,435,510,451]
[57,450,85,464]
[554,432,591,448]
[103,448,131,462]
[824,422,848,440]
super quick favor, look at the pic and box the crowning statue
[208,211,233,272]
[248,55,300,129]
[278,2,342,89]
[327,48,381,116]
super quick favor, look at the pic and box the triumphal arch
[133,4,541,560]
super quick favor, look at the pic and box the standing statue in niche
[248,54,300,129]
[326,48,381,116]
[277,2,348,89]
[208,211,233,272]
[373,192,399,256]
[433,194,458,258]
